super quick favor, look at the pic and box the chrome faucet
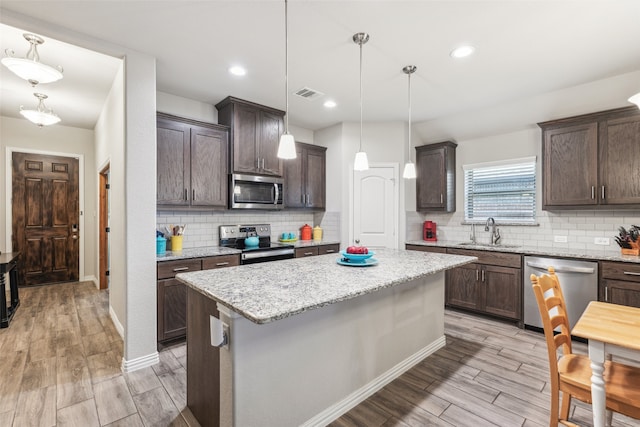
[484,217,501,245]
[470,224,476,244]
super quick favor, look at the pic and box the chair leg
[560,391,571,422]
[551,386,561,426]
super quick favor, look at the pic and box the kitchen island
[177,248,476,427]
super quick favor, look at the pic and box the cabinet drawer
[157,259,202,279]
[601,261,640,283]
[405,244,448,254]
[202,254,240,270]
[318,244,340,255]
[447,248,521,268]
[295,247,319,258]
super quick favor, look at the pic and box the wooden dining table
[571,301,640,427]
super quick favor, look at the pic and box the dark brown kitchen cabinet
[599,261,640,308]
[445,248,522,322]
[157,254,240,347]
[284,142,326,210]
[405,244,448,254]
[157,113,229,209]
[539,106,640,209]
[294,244,340,258]
[215,96,285,177]
[415,141,456,213]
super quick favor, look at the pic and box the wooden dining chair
[530,267,640,427]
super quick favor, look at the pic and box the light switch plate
[594,237,610,245]
[554,235,568,243]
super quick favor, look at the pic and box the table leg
[588,340,606,427]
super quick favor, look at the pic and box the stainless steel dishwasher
[523,256,598,330]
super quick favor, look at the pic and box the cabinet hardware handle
[591,186,595,200]
[476,270,479,281]
[601,186,605,200]
[440,194,444,204]
[325,249,335,253]
[192,189,196,201]
[256,158,260,169]
[302,194,305,204]
[184,188,188,201]
[623,271,640,276]
[304,252,314,256]
[306,194,310,205]
[261,158,265,169]
[216,262,230,267]
[173,267,190,272]
[481,269,485,282]
[605,286,608,302]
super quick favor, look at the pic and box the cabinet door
[416,147,445,210]
[542,123,598,207]
[190,126,228,208]
[482,265,522,320]
[259,111,284,176]
[599,115,640,205]
[305,146,326,209]
[233,104,260,174]
[602,279,640,308]
[157,118,190,205]
[157,278,187,342]
[445,263,480,311]
[284,144,305,208]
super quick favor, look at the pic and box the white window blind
[464,157,536,223]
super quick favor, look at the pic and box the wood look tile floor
[1,281,638,427]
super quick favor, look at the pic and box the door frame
[5,146,86,282]
[349,162,400,249]
[99,162,110,290]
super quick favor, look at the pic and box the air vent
[294,87,324,101]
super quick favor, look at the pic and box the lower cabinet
[445,249,522,321]
[157,254,239,346]
[404,244,447,254]
[600,261,640,308]
[294,244,340,258]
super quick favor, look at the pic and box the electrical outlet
[554,235,568,243]
[594,237,610,246]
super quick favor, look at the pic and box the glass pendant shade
[354,151,369,171]
[403,162,417,179]
[20,93,60,127]
[629,92,640,108]
[277,133,297,159]
[2,33,63,85]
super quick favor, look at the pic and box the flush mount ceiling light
[450,45,475,59]
[323,100,337,108]
[277,0,297,160]
[20,93,61,127]
[629,92,640,109]
[353,32,370,171]
[2,33,63,85]
[229,65,246,76]
[402,65,417,179]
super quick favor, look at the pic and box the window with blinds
[463,157,536,223]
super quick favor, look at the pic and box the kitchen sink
[457,242,521,249]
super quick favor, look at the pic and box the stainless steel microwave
[229,174,284,210]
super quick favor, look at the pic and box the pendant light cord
[408,70,412,158]
[359,37,363,152]
[284,0,289,134]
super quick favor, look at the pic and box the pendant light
[277,0,297,159]
[402,65,417,179]
[2,33,63,85]
[20,93,61,127]
[629,92,640,109]
[353,32,370,171]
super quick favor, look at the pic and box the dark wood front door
[12,152,80,286]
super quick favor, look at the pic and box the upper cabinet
[539,106,640,209]
[284,142,326,210]
[215,96,285,177]
[157,113,229,209]
[415,141,457,213]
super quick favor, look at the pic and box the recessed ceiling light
[450,45,475,59]
[229,66,247,76]
[323,100,337,108]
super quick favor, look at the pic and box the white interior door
[353,164,398,248]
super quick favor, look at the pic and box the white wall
[1,116,96,281]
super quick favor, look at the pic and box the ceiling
[1,1,639,131]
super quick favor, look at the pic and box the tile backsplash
[157,210,340,249]
[407,210,640,255]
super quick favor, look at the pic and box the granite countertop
[405,240,640,264]
[157,246,241,262]
[176,248,476,324]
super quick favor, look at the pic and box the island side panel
[187,287,220,427]
[221,272,445,427]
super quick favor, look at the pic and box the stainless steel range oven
[219,224,294,264]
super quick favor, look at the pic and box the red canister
[300,224,312,240]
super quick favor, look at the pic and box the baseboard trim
[82,275,99,288]
[109,305,124,340]
[300,335,447,427]
[121,351,160,373]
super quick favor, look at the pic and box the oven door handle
[274,183,279,205]
[242,248,294,260]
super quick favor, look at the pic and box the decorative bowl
[340,250,375,262]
